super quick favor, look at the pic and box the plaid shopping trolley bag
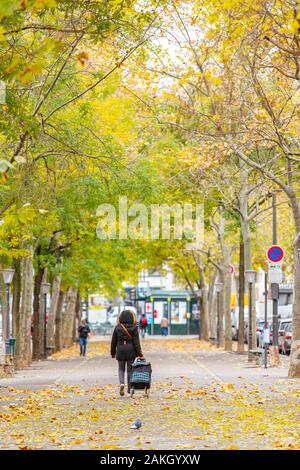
[130,357,152,398]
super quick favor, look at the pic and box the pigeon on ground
[130,419,142,430]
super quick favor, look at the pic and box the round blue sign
[266,245,284,263]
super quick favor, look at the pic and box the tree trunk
[12,258,21,366]
[224,267,232,351]
[55,290,65,352]
[62,287,77,349]
[239,159,256,350]
[0,277,7,353]
[240,225,255,351]
[289,236,300,376]
[289,205,300,376]
[47,274,61,350]
[12,258,21,340]
[221,245,233,352]
[72,314,77,343]
[219,271,225,346]
[73,289,81,343]
[15,248,34,368]
[32,265,45,360]
[208,269,217,339]
[218,265,232,350]
[85,289,89,322]
[237,236,245,353]
[217,209,232,350]
[199,290,209,340]
[198,266,209,341]
[194,253,209,340]
[240,216,256,349]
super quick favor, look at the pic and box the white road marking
[53,357,95,385]
[182,349,224,383]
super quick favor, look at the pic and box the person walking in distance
[78,319,90,357]
[160,316,169,336]
[111,310,143,396]
[139,313,148,338]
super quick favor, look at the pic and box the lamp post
[186,296,191,335]
[264,271,268,369]
[245,269,256,362]
[167,296,171,336]
[215,282,223,348]
[2,268,15,356]
[150,296,154,336]
[42,282,51,359]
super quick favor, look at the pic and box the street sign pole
[266,237,284,358]
[273,194,278,349]
[264,271,268,369]
[271,283,279,347]
[248,281,253,362]
[272,194,278,349]
[216,291,220,348]
[272,193,277,245]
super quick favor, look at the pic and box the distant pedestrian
[139,313,148,338]
[111,310,144,396]
[160,316,168,336]
[78,319,90,356]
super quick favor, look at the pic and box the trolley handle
[133,357,147,365]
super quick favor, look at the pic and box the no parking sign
[267,245,284,284]
[266,245,284,263]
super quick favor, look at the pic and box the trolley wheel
[145,388,150,398]
[130,388,135,397]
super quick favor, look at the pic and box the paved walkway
[0,338,299,450]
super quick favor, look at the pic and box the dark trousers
[118,360,132,391]
[141,327,147,338]
[79,337,87,356]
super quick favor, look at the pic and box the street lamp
[42,282,51,359]
[245,269,256,362]
[215,281,223,348]
[186,296,191,335]
[1,268,15,356]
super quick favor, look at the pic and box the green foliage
[2,0,295,299]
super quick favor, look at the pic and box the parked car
[234,321,252,344]
[278,319,292,353]
[256,318,293,353]
[232,306,259,344]
[281,321,292,355]
[244,319,272,347]
[257,322,273,348]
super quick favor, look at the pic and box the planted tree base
[0,356,14,378]
[269,346,281,368]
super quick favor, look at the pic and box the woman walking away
[111,310,143,396]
